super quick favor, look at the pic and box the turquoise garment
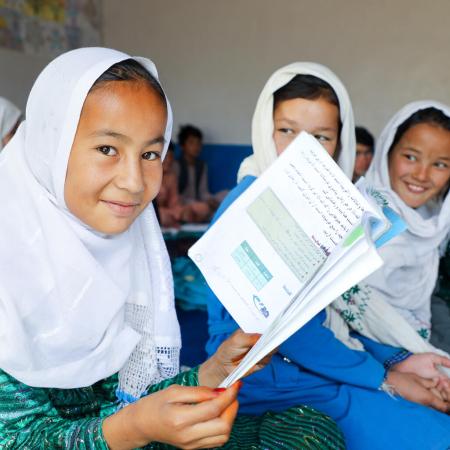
[0,366,344,449]
[172,256,209,311]
[0,368,197,449]
[206,176,450,450]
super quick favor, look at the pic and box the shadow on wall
[175,143,253,193]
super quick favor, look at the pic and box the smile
[101,200,140,217]
[404,182,427,194]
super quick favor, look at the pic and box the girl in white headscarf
[328,101,450,376]
[238,62,355,181]
[0,47,288,450]
[0,96,21,150]
[207,65,450,450]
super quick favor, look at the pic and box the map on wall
[0,0,101,57]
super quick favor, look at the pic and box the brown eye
[97,146,117,156]
[142,151,160,161]
[314,135,331,142]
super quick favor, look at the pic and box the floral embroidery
[337,284,371,333]
[417,328,430,340]
[367,187,389,207]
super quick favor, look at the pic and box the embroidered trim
[383,350,413,371]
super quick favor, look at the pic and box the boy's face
[389,123,450,208]
[65,80,167,234]
[273,96,340,157]
[353,143,373,180]
[182,135,202,159]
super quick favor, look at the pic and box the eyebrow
[274,118,336,131]
[90,129,165,146]
[403,147,420,153]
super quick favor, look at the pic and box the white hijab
[0,96,21,151]
[364,100,450,331]
[0,47,181,400]
[238,62,355,181]
[327,101,450,365]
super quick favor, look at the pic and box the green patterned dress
[0,367,345,449]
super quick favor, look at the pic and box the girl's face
[65,80,167,234]
[388,123,450,208]
[273,96,340,156]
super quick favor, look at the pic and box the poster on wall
[0,0,101,57]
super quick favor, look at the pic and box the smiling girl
[388,109,450,210]
[0,48,345,450]
[331,102,450,346]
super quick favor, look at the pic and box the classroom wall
[2,1,449,146]
[0,47,50,111]
[101,0,450,144]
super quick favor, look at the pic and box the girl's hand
[392,352,450,400]
[385,370,449,413]
[103,382,241,450]
[392,353,450,381]
[199,329,272,388]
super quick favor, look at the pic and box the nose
[115,155,145,194]
[412,163,429,182]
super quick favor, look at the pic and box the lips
[101,200,140,217]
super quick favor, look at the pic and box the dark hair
[91,59,166,105]
[274,74,342,158]
[178,124,203,146]
[167,140,175,153]
[355,126,374,152]
[390,107,450,151]
[273,74,340,110]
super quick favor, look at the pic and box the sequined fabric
[219,406,345,450]
[0,368,344,449]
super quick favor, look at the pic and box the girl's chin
[401,193,428,209]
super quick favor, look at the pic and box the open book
[188,132,406,387]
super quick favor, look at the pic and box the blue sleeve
[278,312,385,389]
[207,295,385,390]
[352,332,408,365]
[205,176,385,390]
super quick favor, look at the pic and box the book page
[219,238,384,387]
[189,132,383,333]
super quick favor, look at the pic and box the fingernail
[213,387,226,393]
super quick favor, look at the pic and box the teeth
[406,183,425,193]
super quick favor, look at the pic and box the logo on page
[253,295,269,318]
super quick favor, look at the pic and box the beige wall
[2,1,450,145]
[0,47,50,112]
[102,0,450,145]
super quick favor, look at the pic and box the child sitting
[0,48,343,450]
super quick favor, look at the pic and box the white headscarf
[0,96,21,151]
[0,47,181,400]
[238,62,355,181]
[364,100,450,332]
[327,101,450,365]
